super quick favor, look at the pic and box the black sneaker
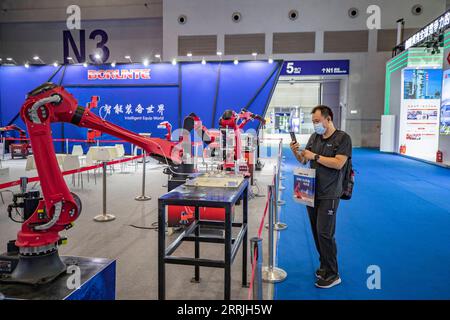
[315,274,341,289]
[315,268,326,280]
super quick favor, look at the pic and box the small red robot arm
[0,124,27,139]
[17,82,181,250]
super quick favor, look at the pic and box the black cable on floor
[128,221,161,231]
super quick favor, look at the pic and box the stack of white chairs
[62,155,84,188]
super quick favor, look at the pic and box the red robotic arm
[17,83,181,252]
[218,108,265,166]
[0,124,27,139]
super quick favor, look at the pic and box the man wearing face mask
[290,105,352,289]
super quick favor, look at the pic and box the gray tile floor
[0,156,281,300]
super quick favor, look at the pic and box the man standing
[290,105,352,289]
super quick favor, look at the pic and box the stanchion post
[135,153,151,201]
[276,157,286,206]
[262,185,287,283]
[250,237,263,300]
[273,167,287,231]
[94,161,116,222]
[65,139,69,155]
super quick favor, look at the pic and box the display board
[440,69,450,135]
[399,68,442,161]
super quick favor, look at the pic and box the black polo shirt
[305,129,352,200]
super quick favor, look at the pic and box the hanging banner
[399,68,442,160]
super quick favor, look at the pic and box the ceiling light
[217,51,223,56]
[83,62,88,67]
[111,61,116,67]
[268,58,274,64]
[201,58,206,65]
[24,62,30,68]
[233,58,239,65]
[53,62,58,67]
[172,58,177,65]
[143,59,149,66]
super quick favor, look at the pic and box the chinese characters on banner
[99,103,166,122]
[405,11,450,50]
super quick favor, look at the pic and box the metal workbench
[158,178,249,300]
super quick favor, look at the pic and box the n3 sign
[63,29,110,64]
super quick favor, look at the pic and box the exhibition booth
[381,9,450,166]
[0,60,281,155]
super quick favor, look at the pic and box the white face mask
[313,122,327,135]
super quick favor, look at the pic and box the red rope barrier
[2,137,130,143]
[0,154,143,190]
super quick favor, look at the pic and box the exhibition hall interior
[0,0,450,303]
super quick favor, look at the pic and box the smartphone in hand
[289,131,297,144]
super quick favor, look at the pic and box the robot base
[0,249,66,285]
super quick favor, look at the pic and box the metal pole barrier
[276,159,286,206]
[65,138,69,155]
[94,161,116,222]
[250,237,263,300]
[273,167,287,231]
[262,185,287,283]
[135,153,151,201]
[278,141,286,180]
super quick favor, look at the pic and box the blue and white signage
[280,60,350,76]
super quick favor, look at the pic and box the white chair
[25,155,36,171]
[85,148,97,184]
[72,145,86,166]
[62,155,83,188]
[94,148,115,174]
[115,144,125,158]
[115,144,130,172]
[72,145,84,156]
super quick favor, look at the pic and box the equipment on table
[0,125,31,159]
[218,108,265,180]
[0,82,183,285]
[184,172,244,188]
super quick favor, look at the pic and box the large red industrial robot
[0,82,182,285]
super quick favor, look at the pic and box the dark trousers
[306,198,340,276]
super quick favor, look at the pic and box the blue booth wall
[0,61,281,154]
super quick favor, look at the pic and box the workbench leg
[158,201,166,300]
[193,206,200,282]
[242,186,248,287]
[224,205,232,300]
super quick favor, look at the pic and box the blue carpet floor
[274,148,450,300]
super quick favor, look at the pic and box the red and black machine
[0,83,186,285]
[167,109,265,227]
[0,124,31,159]
[218,108,265,176]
